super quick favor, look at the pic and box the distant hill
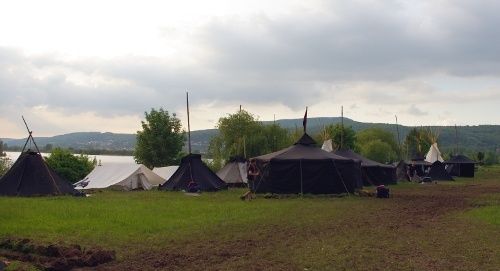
[2,118,499,155]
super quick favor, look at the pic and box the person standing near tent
[247,160,260,181]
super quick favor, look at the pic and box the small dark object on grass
[357,189,375,197]
[376,185,390,198]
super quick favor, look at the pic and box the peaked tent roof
[334,148,397,186]
[74,163,164,190]
[216,156,248,185]
[445,154,477,164]
[425,143,444,163]
[0,151,81,196]
[159,154,227,191]
[153,166,180,181]
[251,133,362,194]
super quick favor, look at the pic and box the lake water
[4,151,136,165]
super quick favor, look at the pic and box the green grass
[0,166,499,270]
[0,190,360,252]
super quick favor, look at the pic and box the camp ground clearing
[0,166,499,270]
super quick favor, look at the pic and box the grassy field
[1,166,499,270]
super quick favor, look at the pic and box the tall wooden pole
[341,106,344,150]
[186,92,192,154]
[395,115,401,159]
[455,124,458,155]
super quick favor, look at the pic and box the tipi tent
[153,166,179,181]
[74,163,164,190]
[159,154,227,191]
[425,143,444,163]
[250,133,362,194]
[445,155,476,177]
[426,161,454,181]
[334,148,397,186]
[216,156,248,186]
[0,151,81,196]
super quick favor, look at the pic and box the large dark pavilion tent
[249,133,362,194]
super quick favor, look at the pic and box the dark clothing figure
[187,181,200,193]
[247,160,260,181]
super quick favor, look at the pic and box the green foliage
[357,128,399,161]
[316,124,356,150]
[134,108,185,168]
[360,140,395,163]
[477,152,485,163]
[484,151,499,165]
[0,139,4,156]
[403,128,432,158]
[0,157,12,176]
[45,148,96,183]
[208,110,291,161]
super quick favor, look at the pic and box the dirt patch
[0,238,115,271]
[107,182,500,270]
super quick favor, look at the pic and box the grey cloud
[407,104,428,116]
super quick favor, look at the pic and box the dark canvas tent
[159,154,227,191]
[0,151,81,196]
[426,161,454,181]
[334,149,397,186]
[445,155,476,177]
[249,134,362,194]
[216,156,247,186]
[409,156,432,176]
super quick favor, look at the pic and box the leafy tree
[134,108,185,168]
[357,128,399,160]
[484,151,498,165]
[45,148,95,183]
[208,110,291,163]
[477,152,485,164]
[0,140,5,156]
[403,128,432,159]
[360,140,395,163]
[316,124,356,150]
[261,123,292,152]
[0,157,12,176]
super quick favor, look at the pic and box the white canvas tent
[216,157,248,185]
[425,143,444,163]
[321,139,334,152]
[152,166,179,181]
[74,163,164,190]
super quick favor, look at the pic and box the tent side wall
[251,158,360,194]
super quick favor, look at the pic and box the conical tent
[425,143,444,163]
[74,163,164,190]
[445,155,476,177]
[334,148,397,186]
[159,154,227,191]
[426,161,454,181]
[0,151,81,196]
[216,156,248,186]
[250,133,362,194]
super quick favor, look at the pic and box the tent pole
[186,92,192,154]
[300,160,303,197]
[341,106,344,150]
[395,115,401,160]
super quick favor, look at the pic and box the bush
[45,148,96,183]
[0,157,12,176]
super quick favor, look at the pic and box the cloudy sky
[1,0,499,138]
